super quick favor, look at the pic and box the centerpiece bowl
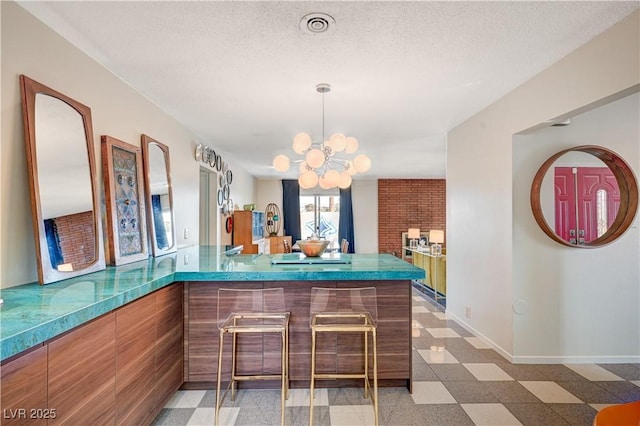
[297,239,330,257]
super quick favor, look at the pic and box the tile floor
[152,287,640,425]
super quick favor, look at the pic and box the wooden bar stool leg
[215,331,225,426]
[372,328,379,426]
[309,328,317,426]
[231,332,238,401]
[280,329,286,426]
[364,330,369,399]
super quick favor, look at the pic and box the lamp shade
[353,154,371,172]
[273,154,290,172]
[293,133,312,154]
[429,230,444,244]
[306,148,325,168]
[407,228,420,239]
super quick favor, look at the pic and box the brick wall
[55,210,96,269]
[378,179,446,258]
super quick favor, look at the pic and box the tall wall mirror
[142,134,177,257]
[20,75,106,284]
[531,145,638,248]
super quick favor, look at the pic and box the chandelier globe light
[272,83,371,189]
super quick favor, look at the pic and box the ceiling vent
[300,13,335,34]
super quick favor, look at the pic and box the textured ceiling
[17,1,640,180]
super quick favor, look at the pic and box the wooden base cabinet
[48,313,116,425]
[0,284,184,425]
[0,346,48,425]
[155,283,184,412]
[116,294,156,425]
[184,280,412,390]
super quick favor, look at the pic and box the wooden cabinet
[232,210,266,254]
[185,280,412,390]
[0,284,184,425]
[0,346,48,425]
[116,293,156,425]
[411,250,446,297]
[48,313,116,425]
[155,283,184,412]
[267,235,292,254]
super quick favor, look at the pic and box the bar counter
[0,246,423,362]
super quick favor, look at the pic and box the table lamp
[408,228,420,249]
[429,230,444,256]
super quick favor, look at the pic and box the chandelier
[272,83,371,189]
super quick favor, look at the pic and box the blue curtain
[339,186,355,253]
[151,194,169,249]
[281,180,301,243]
[44,219,63,268]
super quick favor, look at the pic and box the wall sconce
[429,230,444,256]
[408,228,420,249]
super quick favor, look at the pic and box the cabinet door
[116,293,157,425]
[0,346,48,425]
[186,281,262,382]
[155,283,184,411]
[48,313,116,425]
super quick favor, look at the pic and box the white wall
[513,93,639,362]
[0,2,255,287]
[447,11,639,362]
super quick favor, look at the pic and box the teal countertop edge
[0,246,423,361]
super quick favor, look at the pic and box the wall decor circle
[264,202,281,236]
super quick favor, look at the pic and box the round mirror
[531,145,638,248]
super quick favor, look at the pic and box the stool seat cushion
[594,400,640,426]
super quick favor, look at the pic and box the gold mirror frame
[530,145,639,248]
[141,134,177,257]
[20,75,106,284]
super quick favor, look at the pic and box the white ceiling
[17,1,640,180]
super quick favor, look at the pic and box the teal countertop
[0,246,423,361]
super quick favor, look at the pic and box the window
[596,188,608,238]
[300,195,340,247]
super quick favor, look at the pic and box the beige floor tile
[418,348,460,364]
[329,405,375,425]
[463,363,514,381]
[410,381,457,404]
[565,363,625,381]
[426,327,461,338]
[461,403,523,425]
[519,381,583,403]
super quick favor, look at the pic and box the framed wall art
[101,135,149,265]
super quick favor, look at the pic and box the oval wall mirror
[141,134,177,256]
[530,145,638,248]
[20,75,106,284]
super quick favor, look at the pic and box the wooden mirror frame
[101,135,149,265]
[20,75,106,284]
[530,145,639,248]
[141,134,177,257]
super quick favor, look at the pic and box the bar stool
[215,288,290,426]
[309,287,378,426]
